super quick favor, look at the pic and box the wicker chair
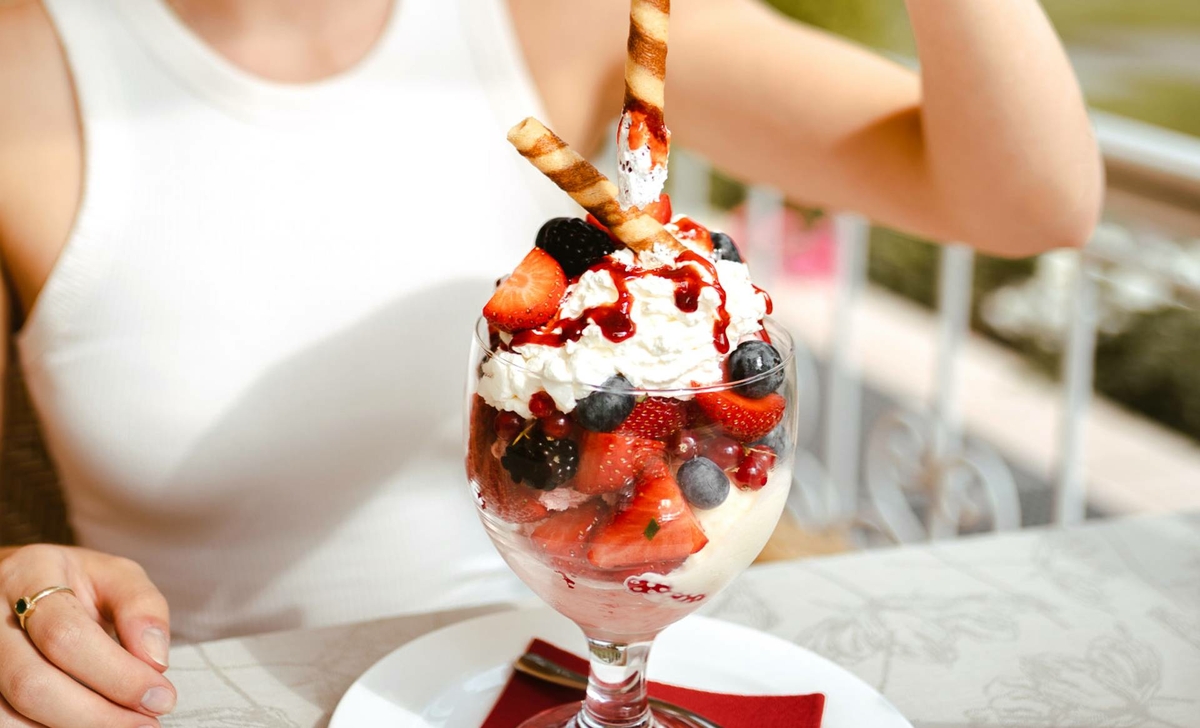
[0,340,72,546]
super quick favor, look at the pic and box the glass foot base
[516,702,703,728]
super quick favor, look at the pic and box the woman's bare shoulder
[0,1,74,128]
[0,0,82,318]
[0,1,76,170]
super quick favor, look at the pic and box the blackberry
[501,431,579,491]
[711,231,743,263]
[575,375,636,432]
[536,218,617,277]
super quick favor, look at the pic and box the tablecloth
[162,512,1200,728]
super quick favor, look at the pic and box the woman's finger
[19,591,176,717]
[0,626,161,728]
[0,693,43,728]
[86,555,172,672]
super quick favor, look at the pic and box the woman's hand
[0,545,176,727]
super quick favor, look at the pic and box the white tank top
[24,0,572,642]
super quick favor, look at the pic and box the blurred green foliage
[763,0,910,50]
[1090,77,1200,138]
[1096,308,1200,437]
[1043,0,1200,30]
[764,0,1200,137]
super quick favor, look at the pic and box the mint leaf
[644,518,661,540]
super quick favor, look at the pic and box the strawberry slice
[588,465,708,571]
[483,248,567,333]
[469,396,549,524]
[616,397,686,440]
[639,193,673,225]
[531,499,610,569]
[574,432,666,495]
[694,390,786,443]
[671,217,713,256]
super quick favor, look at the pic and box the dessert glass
[465,317,798,728]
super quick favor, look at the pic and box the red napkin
[481,639,824,728]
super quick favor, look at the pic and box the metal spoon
[514,652,725,728]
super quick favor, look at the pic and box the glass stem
[577,638,655,728]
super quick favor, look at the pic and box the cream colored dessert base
[488,466,792,642]
[634,467,792,597]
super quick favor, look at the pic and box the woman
[0,0,1101,725]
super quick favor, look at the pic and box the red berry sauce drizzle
[753,285,774,343]
[511,236,737,354]
[623,100,670,168]
[672,217,712,250]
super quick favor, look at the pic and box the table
[162,512,1200,728]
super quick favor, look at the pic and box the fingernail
[143,627,170,668]
[141,686,175,714]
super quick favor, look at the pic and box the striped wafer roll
[618,0,671,210]
[508,118,681,254]
[624,0,670,115]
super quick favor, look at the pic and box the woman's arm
[667,0,1103,257]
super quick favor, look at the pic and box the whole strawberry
[694,390,786,443]
[616,397,686,440]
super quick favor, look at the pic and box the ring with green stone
[13,586,75,631]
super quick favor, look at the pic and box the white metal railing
[674,110,1200,542]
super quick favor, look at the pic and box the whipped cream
[478,248,769,417]
[617,112,668,209]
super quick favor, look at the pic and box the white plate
[330,607,911,728]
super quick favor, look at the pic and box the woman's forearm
[670,0,1102,257]
[904,0,1104,254]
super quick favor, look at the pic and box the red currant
[703,436,742,471]
[744,446,777,471]
[735,458,769,489]
[494,411,525,441]
[541,413,573,440]
[529,392,557,419]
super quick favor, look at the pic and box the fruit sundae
[465,0,794,647]
[466,126,795,641]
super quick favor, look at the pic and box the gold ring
[13,586,75,631]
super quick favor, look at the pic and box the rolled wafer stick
[618,0,672,210]
[508,117,681,254]
[624,0,670,117]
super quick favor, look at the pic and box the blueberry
[678,457,730,509]
[574,375,636,432]
[710,232,743,263]
[536,218,617,277]
[729,341,784,399]
[752,425,788,458]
